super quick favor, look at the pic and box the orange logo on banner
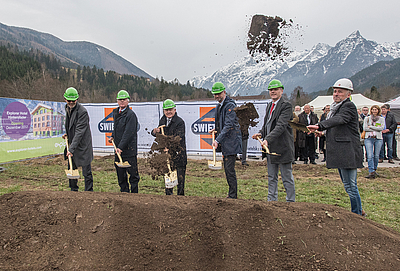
[104,108,114,146]
[189,106,216,149]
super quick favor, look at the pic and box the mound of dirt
[1,191,399,270]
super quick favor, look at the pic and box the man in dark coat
[209,82,242,199]
[308,78,365,216]
[319,105,330,162]
[379,104,397,163]
[152,99,187,195]
[62,87,94,191]
[298,104,319,164]
[108,90,140,193]
[252,79,295,202]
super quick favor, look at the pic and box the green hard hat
[211,82,226,94]
[163,99,176,109]
[268,79,284,90]
[64,87,79,101]
[117,90,130,100]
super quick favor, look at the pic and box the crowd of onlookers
[292,103,398,178]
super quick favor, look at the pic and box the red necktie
[269,103,275,116]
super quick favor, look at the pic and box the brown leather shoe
[378,159,383,163]
[388,159,395,164]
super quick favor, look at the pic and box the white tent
[307,94,384,116]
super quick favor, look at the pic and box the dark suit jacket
[260,97,294,164]
[318,98,363,169]
[112,107,138,158]
[151,113,187,167]
[65,102,93,167]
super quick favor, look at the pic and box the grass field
[1,154,399,233]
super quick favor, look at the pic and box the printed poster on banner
[0,97,66,163]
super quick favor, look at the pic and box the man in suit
[298,104,319,164]
[152,99,187,195]
[108,90,140,193]
[308,78,365,216]
[62,87,94,191]
[252,79,295,202]
[379,104,397,163]
[209,82,242,199]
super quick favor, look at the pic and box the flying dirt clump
[146,133,182,179]
[234,102,259,133]
[247,15,301,61]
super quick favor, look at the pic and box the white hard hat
[333,78,353,91]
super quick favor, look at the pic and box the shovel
[158,125,178,188]
[256,137,281,156]
[111,139,131,168]
[64,137,80,179]
[208,131,222,170]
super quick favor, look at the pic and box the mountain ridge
[0,22,153,79]
[191,31,400,95]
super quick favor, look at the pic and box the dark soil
[234,102,259,133]
[146,133,182,179]
[1,190,400,270]
[247,15,299,61]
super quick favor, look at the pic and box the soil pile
[1,190,400,270]
[247,15,300,61]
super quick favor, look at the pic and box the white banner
[83,99,271,155]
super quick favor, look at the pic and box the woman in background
[363,105,385,178]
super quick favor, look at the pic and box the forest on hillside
[0,45,212,103]
[1,44,400,104]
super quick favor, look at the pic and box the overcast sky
[1,0,400,83]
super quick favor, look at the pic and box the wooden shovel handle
[158,125,166,135]
[111,139,124,163]
[257,137,270,153]
[65,137,74,170]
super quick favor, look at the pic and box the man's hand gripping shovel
[111,139,131,168]
[64,137,80,179]
[256,136,281,156]
[158,125,178,188]
[208,130,222,170]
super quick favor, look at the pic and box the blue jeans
[338,168,363,215]
[380,133,393,159]
[364,137,383,173]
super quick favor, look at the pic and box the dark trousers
[294,140,300,160]
[68,160,93,192]
[319,136,326,159]
[241,139,248,163]
[166,166,186,195]
[302,135,316,162]
[114,156,140,193]
[393,135,398,159]
[223,155,237,199]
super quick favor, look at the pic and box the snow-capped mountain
[191,31,400,95]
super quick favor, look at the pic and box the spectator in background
[308,78,365,217]
[387,106,399,161]
[363,105,384,178]
[292,107,301,163]
[319,105,330,162]
[360,106,369,120]
[379,104,397,164]
[298,104,319,164]
[294,105,301,116]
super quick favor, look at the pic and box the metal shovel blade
[208,160,222,170]
[65,169,80,179]
[115,161,131,168]
[164,170,178,188]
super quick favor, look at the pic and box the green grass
[1,155,400,233]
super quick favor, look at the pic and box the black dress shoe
[321,158,326,162]
[311,161,317,164]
